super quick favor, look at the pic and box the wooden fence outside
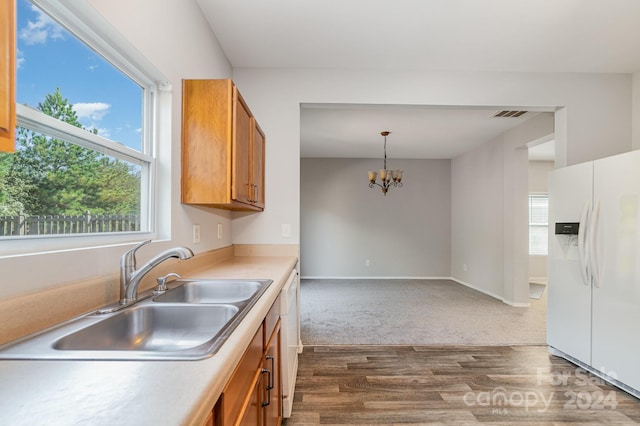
[0,214,141,236]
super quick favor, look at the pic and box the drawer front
[221,324,263,425]
[264,295,281,345]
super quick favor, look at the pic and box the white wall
[529,161,555,193]
[451,136,505,298]
[300,158,451,278]
[231,68,628,303]
[232,68,632,250]
[451,114,553,305]
[85,0,235,251]
[0,0,233,299]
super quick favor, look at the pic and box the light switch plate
[192,224,201,244]
[282,224,291,238]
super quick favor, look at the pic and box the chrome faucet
[120,240,194,305]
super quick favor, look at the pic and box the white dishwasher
[280,269,302,418]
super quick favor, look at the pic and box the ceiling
[196,0,640,160]
[300,104,544,159]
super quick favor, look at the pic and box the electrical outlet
[365,259,371,267]
[192,224,201,244]
[217,223,223,239]
[463,263,468,272]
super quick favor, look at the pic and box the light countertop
[0,255,297,426]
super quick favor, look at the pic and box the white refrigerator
[548,149,640,396]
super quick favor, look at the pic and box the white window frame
[0,0,171,255]
[528,194,549,256]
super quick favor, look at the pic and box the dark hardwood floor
[283,345,640,425]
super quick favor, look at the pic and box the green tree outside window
[0,88,140,219]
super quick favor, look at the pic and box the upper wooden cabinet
[0,0,16,153]
[182,79,265,211]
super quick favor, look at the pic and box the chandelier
[367,131,403,195]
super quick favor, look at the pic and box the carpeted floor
[300,279,546,346]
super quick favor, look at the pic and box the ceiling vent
[493,110,527,118]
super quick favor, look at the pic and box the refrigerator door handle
[589,200,601,287]
[578,202,591,286]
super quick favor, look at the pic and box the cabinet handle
[266,355,275,390]
[247,183,254,203]
[247,184,259,203]
[261,368,271,407]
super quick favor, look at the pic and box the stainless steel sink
[0,279,273,361]
[54,304,238,352]
[153,279,269,304]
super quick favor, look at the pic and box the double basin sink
[0,279,272,361]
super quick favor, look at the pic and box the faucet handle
[155,273,181,292]
[122,240,151,269]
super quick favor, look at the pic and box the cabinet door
[238,375,262,426]
[263,323,282,426]
[0,0,15,153]
[232,87,252,206]
[252,120,265,209]
[181,79,233,205]
[222,325,263,425]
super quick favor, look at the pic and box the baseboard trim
[300,276,451,280]
[449,277,530,307]
[448,277,504,300]
[504,300,531,308]
[300,276,531,307]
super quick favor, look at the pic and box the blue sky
[16,0,143,151]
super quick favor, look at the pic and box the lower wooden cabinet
[237,373,262,425]
[210,297,282,426]
[219,325,264,425]
[262,322,282,426]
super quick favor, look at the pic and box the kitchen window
[529,194,549,256]
[0,0,160,241]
